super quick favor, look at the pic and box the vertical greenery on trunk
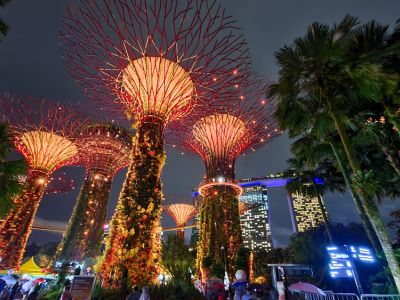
[56,171,112,263]
[197,187,242,280]
[0,171,46,268]
[97,123,164,288]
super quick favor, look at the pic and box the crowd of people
[123,269,278,300]
[195,269,278,300]
[0,268,278,299]
[0,277,42,300]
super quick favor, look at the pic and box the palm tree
[0,122,26,217]
[269,16,400,290]
[349,20,400,136]
[0,0,11,41]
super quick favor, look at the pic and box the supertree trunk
[97,122,164,288]
[197,186,242,280]
[0,171,47,268]
[56,171,112,263]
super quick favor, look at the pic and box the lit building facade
[288,191,327,233]
[190,192,201,247]
[239,183,273,252]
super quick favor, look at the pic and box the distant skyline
[0,0,399,247]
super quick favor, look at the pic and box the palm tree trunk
[329,141,381,253]
[363,196,400,291]
[327,107,360,173]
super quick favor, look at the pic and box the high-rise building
[239,183,273,252]
[190,191,201,246]
[288,191,327,233]
[190,176,328,248]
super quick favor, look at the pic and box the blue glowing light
[327,245,375,279]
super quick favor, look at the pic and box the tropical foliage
[269,15,400,290]
[0,122,26,217]
[162,235,195,283]
[0,0,11,40]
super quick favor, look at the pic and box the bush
[92,284,127,300]
[149,280,205,300]
[38,286,62,300]
[88,281,205,300]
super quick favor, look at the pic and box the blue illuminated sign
[326,245,374,279]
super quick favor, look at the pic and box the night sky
[0,1,399,247]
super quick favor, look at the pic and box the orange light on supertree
[164,203,197,241]
[56,123,131,264]
[61,0,250,286]
[0,94,82,269]
[169,76,281,278]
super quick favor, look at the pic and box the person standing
[126,286,141,300]
[139,286,150,300]
[26,285,41,300]
[231,270,248,300]
[7,282,19,300]
[59,285,72,300]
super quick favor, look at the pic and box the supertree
[61,0,249,286]
[0,94,82,269]
[170,77,280,278]
[56,123,132,264]
[164,203,197,241]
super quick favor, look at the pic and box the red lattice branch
[169,75,281,178]
[0,94,84,175]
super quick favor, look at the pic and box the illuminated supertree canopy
[176,78,280,187]
[164,203,197,240]
[0,94,83,269]
[170,76,280,278]
[56,123,132,263]
[61,0,250,287]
